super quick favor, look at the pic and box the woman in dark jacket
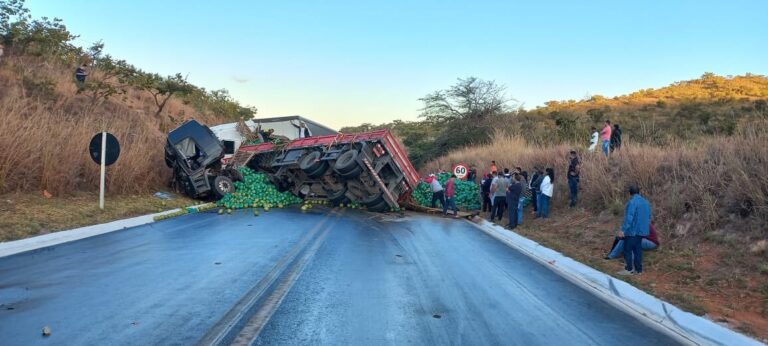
[481,173,493,212]
[610,124,622,152]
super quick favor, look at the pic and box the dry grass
[424,126,768,339]
[0,55,227,196]
[424,127,768,236]
[0,192,196,242]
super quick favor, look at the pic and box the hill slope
[341,73,768,166]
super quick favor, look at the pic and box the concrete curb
[467,219,763,346]
[0,204,213,259]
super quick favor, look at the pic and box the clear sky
[27,0,768,129]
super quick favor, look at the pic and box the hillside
[341,73,768,166]
[0,3,254,196]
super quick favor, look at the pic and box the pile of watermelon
[217,167,303,210]
[412,172,481,210]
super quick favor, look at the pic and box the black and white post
[99,131,107,210]
[89,131,120,210]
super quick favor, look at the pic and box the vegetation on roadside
[0,192,196,242]
[0,0,255,195]
[342,74,768,167]
[419,120,768,339]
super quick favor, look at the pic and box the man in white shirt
[429,175,445,208]
[588,127,599,152]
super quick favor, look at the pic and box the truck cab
[164,120,240,199]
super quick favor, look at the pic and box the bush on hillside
[421,123,768,240]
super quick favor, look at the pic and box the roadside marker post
[100,132,106,209]
[89,132,120,210]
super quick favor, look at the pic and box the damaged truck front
[164,120,241,199]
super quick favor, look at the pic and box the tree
[134,72,194,118]
[80,50,138,107]
[419,77,512,123]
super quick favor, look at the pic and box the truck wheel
[327,186,349,205]
[334,150,359,175]
[367,199,389,213]
[361,192,385,207]
[344,180,366,201]
[211,175,234,200]
[300,152,328,178]
[225,168,244,182]
[338,164,363,180]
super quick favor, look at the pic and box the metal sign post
[89,132,120,210]
[99,132,107,209]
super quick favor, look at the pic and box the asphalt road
[0,208,678,345]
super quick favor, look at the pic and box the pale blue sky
[27,0,768,129]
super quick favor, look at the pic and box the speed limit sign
[452,163,469,180]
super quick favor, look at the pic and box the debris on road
[153,191,174,200]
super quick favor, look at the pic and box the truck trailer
[165,117,420,212]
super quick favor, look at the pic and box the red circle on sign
[452,164,469,180]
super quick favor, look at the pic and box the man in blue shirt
[616,184,652,276]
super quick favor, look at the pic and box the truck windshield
[175,138,200,159]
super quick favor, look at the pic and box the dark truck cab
[164,120,240,199]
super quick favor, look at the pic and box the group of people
[589,120,622,156]
[440,144,655,276]
[480,166,555,230]
[426,174,459,217]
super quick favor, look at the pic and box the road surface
[0,208,678,345]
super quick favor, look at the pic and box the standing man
[530,167,543,216]
[588,127,599,152]
[567,150,580,208]
[75,63,88,89]
[481,173,492,213]
[467,165,478,184]
[490,160,498,175]
[429,174,446,209]
[490,171,509,222]
[616,185,652,276]
[506,174,522,229]
[299,122,312,138]
[443,174,459,217]
[601,120,612,157]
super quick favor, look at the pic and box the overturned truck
[165,116,420,212]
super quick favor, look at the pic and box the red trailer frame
[237,129,420,194]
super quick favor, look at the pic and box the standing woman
[539,168,555,218]
[610,124,622,152]
[481,173,493,213]
[517,171,529,225]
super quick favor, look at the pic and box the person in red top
[490,161,498,174]
[443,174,459,216]
[605,223,660,259]
[601,120,612,157]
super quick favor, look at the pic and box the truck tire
[211,175,234,200]
[334,150,359,175]
[327,186,349,205]
[225,168,244,182]
[367,198,389,213]
[337,164,363,180]
[361,192,385,207]
[344,180,370,202]
[300,152,328,178]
